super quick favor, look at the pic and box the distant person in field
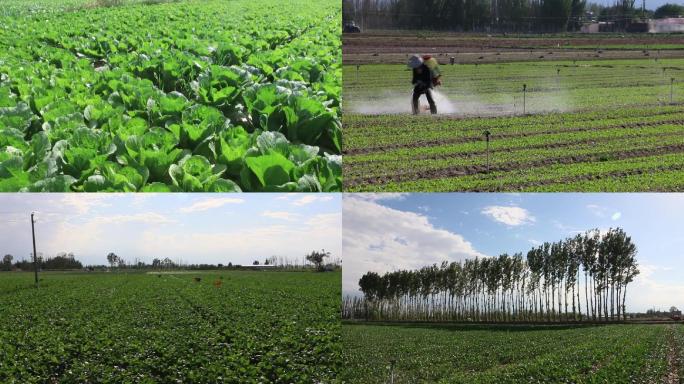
[408,54,441,115]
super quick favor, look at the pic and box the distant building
[581,23,599,33]
[649,18,684,33]
[582,18,684,33]
[580,22,617,33]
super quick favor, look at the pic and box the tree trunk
[610,280,615,320]
[584,272,589,321]
[571,283,576,321]
[576,269,581,320]
[621,284,628,320]
[603,276,609,321]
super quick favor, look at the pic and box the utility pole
[31,212,38,286]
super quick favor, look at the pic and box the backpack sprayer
[407,54,442,87]
[408,54,443,112]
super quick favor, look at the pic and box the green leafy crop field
[343,59,684,192]
[343,322,684,383]
[0,271,341,382]
[0,0,341,192]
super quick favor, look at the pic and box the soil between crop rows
[345,143,684,188]
[344,117,684,155]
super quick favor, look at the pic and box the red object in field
[213,279,222,288]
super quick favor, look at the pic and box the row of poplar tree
[343,228,640,322]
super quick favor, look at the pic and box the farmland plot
[0,0,341,192]
[343,59,684,192]
[0,271,341,382]
[342,322,684,384]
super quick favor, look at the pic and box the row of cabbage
[0,0,341,191]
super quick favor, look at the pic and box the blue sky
[343,193,684,312]
[591,0,671,9]
[0,194,341,267]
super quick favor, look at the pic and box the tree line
[104,250,339,271]
[343,0,669,32]
[1,250,341,272]
[343,228,639,323]
[3,252,83,271]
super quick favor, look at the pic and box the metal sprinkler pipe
[522,84,527,115]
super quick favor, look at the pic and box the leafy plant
[0,0,341,192]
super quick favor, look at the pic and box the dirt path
[343,33,684,65]
[664,324,682,384]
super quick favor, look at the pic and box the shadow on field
[344,320,609,333]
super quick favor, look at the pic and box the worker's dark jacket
[412,64,433,89]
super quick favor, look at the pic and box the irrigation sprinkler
[671,77,675,104]
[356,64,360,84]
[522,84,527,115]
[484,130,491,173]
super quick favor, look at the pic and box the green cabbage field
[344,59,684,192]
[343,322,684,383]
[0,0,341,192]
[0,271,341,382]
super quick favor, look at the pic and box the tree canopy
[348,228,639,323]
[654,3,684,19]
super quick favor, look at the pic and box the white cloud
[261,211,298,221]
[36,210,341,267]
[586,204,602,211]
[130,194,154,207]
[528,239,542,246]
[136,219,341,266]
[292,195,334,206]
[345,193,408,203]
[628,263,684,312]
[343,197,486,294]
[0,194,342,266]
[307,212,342,228]
[481,206,535,226]
[91,213,176,225]
[60,194,113,214]
[180,197,245,213]
[587,204,621,222]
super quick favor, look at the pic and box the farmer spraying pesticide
[408,54,442,115]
